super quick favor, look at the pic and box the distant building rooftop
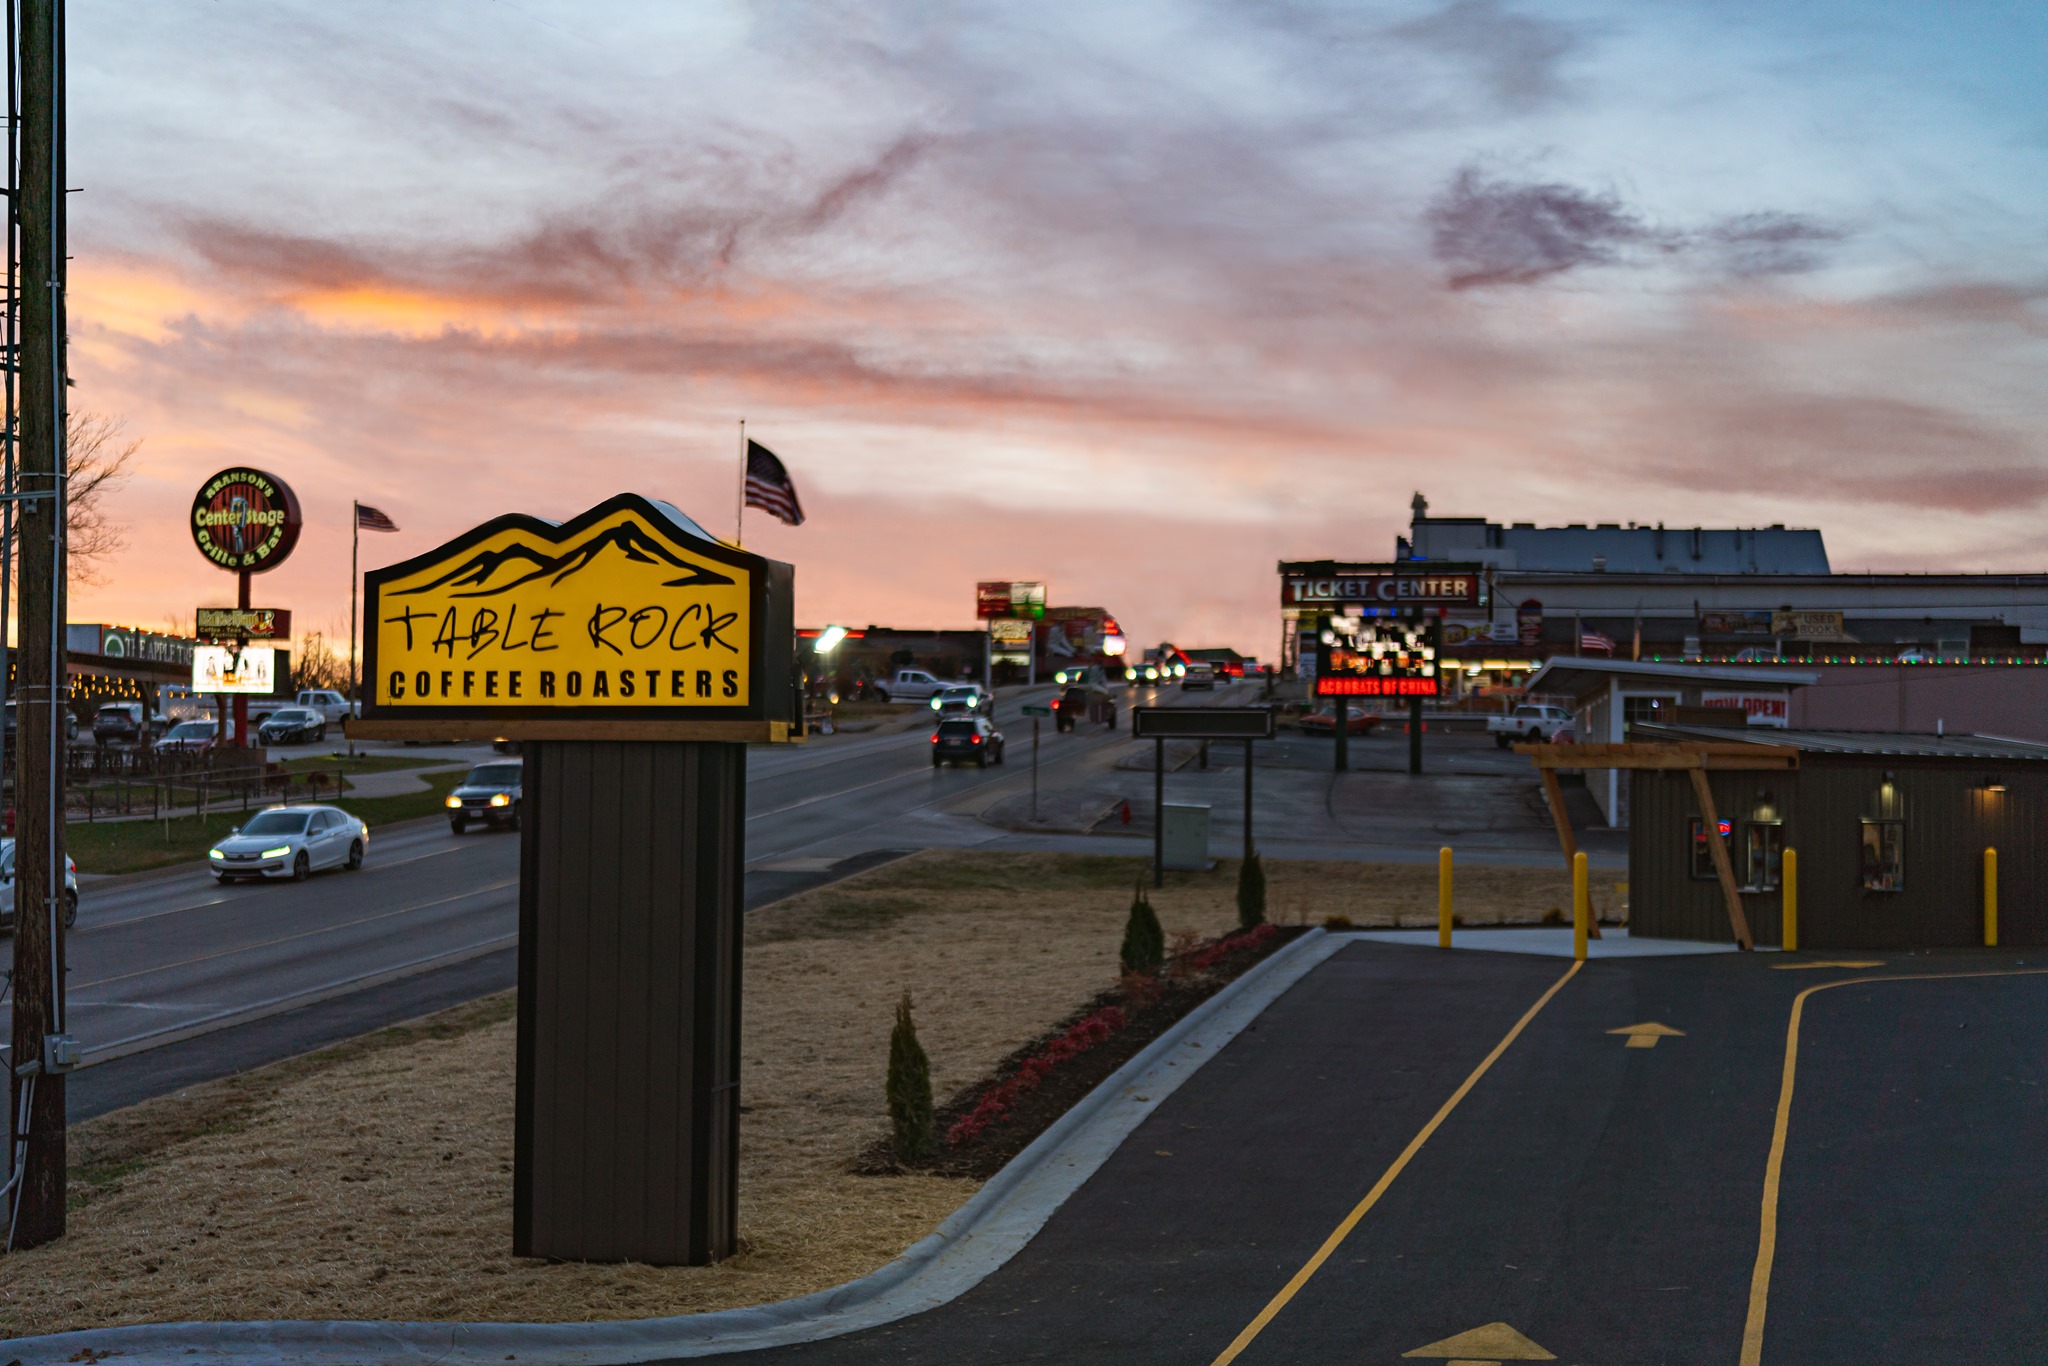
[1399,497,1829,575]
[1634,722,2048,762]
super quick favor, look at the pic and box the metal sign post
[1022,701,1051,819]
[1133,707,1276,886]
[356,494,796,1266]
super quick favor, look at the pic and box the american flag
[355,503,400,533]
[1580,629,1617,655]
[744,439,805,527]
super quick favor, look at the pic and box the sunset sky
[64,0,2048,658]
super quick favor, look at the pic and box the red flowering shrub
[946,1004,1127,1147]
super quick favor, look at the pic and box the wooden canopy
[1512,741,1799,951]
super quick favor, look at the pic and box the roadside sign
[1022,703,1052,716]
[358,492,795,742]
[1133,706,1275,739]
[197,606,291,640]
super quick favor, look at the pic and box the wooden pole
[1687,766,1754,950]
[1537,766,1598,938]
[8,0,66,1250]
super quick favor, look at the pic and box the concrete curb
[6,930,1343,1365]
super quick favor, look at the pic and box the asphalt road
[37,682,1169,1119]
[707,941,2048,1365]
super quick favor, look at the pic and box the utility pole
[9,0,68,1250]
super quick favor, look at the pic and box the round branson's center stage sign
[191,467,302,573]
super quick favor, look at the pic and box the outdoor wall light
[1984,775,2007,794]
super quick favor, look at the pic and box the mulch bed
[858,923,1309,1180]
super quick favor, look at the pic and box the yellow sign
[1402,1321,1556,1360]
[361,495,794,738]
[1608,1021,1685,1049]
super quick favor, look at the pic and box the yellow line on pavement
[1209,958,1585,1366]
[1740,966,2048,1366]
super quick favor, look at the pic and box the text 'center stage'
[355,493,796,741]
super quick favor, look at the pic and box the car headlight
[930,696,943,710]
[445,795,462,808]
[208,847,224,860]
[489,793,510,807]
[261,846,292,859]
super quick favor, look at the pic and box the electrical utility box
[1160,802,1213,871]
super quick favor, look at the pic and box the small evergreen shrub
[886,989,935,1161]
[1236,852,1267,930]
[1121,883,1164,976]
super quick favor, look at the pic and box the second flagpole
[735,418,745,547]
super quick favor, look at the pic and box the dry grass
[0,851,1580,1336]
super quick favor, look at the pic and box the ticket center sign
[357,493,795,742]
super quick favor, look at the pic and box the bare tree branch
[59,410,140,584]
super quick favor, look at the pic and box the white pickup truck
[249,689,362,724]
[1488,703,1574,747]
[873,669,950,705]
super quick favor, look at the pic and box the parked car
[208,804,369,882]
[1181,663,1216,690]
[92,701,158,746]
[257,707,328,746]
[9,702,79,748]
[873,668,950,705]
[929,685,993,717]
[1296,706,1381,736]
[1487,704,1574,748]
[155,719,220,755]
[1053,684,1114,732]
[445,760,523,834]
[0,838,77,929]
[931,716,1005,767]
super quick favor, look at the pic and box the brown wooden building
[1626,724,2048,949]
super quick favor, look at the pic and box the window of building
[1688,816,1731,880]
[1860,821,1904,891]
[1861,778,1905,892]
[1624,694,1679,737]
[1745,822,1783,890]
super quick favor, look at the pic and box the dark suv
[1053,685,1114,732]
[932,717,1005,767]
[446,760,522,834]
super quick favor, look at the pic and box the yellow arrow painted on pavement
[1402,1320,1556,1360]
[1607,1021,1685,1049]
[1771,960,1884,970]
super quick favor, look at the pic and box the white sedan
[209,805,369,883]
[0,838,78,929]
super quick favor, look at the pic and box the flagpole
[735,418,746,547]
[349,502,359,758]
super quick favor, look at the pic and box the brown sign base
[513,739,743,1264]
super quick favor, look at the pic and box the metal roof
[1406,518,1830,574]
[1526,656,1820,697]
[1633,723,2048,761]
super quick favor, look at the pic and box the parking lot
[724,940,2048,1365]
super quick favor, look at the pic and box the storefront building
[1626,725,2048,950]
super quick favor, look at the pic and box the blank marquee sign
[355,493,796,1265]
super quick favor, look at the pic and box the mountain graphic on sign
[396,520,736,598]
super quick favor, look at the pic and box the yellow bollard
[1438,846,1453,949]
[1572,851,1589,961]
[1985,847,1998,948]
[1781,848,1798,952]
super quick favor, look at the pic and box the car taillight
[971,736,982,744]
[930,734,940,743]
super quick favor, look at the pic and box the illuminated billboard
[192,644,277,695]
[1315,614,1441,698]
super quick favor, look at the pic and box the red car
[1297,706,1380,736]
